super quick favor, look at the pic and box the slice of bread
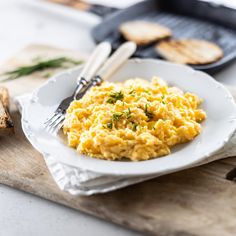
[155,39,223,65]
[119,21,172,46]
[0,87,14,136]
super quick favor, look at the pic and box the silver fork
[45,41,137,134]
[44,42,112,133]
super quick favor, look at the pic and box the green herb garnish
[131,122,138,132]
[107,122,113,129]
[106,98,114,104]
[112,112,123,121]
[1,57,83,81]
[144,104,154,120]
[161,95,166,104]
[143,89,151,95]
[124,108,131,119]
[129,89,135,95]
[107,91,124,104]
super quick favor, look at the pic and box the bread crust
[155,39,223,65]
[0,87,10,108]
[0,87,14,136]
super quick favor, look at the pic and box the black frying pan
[91,0,236,74]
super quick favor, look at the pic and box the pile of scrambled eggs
[63,77,206,161]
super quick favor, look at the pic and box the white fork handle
[96,41,137,81]
[78,42,111,83]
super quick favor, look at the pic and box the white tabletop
[0,0,236,235]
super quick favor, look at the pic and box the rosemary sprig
[1,57,83,81]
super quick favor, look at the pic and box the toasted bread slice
[155,39,223,65]
[119,21,172,46]
[0,87,14,136]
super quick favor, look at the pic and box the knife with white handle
[74,42,112,97]
[79,41,112,81]
[76,42,137,95]
[96,41,137,81]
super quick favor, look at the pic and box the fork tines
[44,110,65,134]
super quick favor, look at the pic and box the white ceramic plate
[21,59,236,176]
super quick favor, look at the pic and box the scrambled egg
[63,77,206,161]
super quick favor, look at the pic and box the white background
[0,0,236,236]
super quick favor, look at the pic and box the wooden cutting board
[1,45,236,236]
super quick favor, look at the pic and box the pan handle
[46,0,118,17]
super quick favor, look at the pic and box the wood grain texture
[0,45,236,236]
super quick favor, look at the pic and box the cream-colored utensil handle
[78,42,111,82]
[97,42,136,80]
